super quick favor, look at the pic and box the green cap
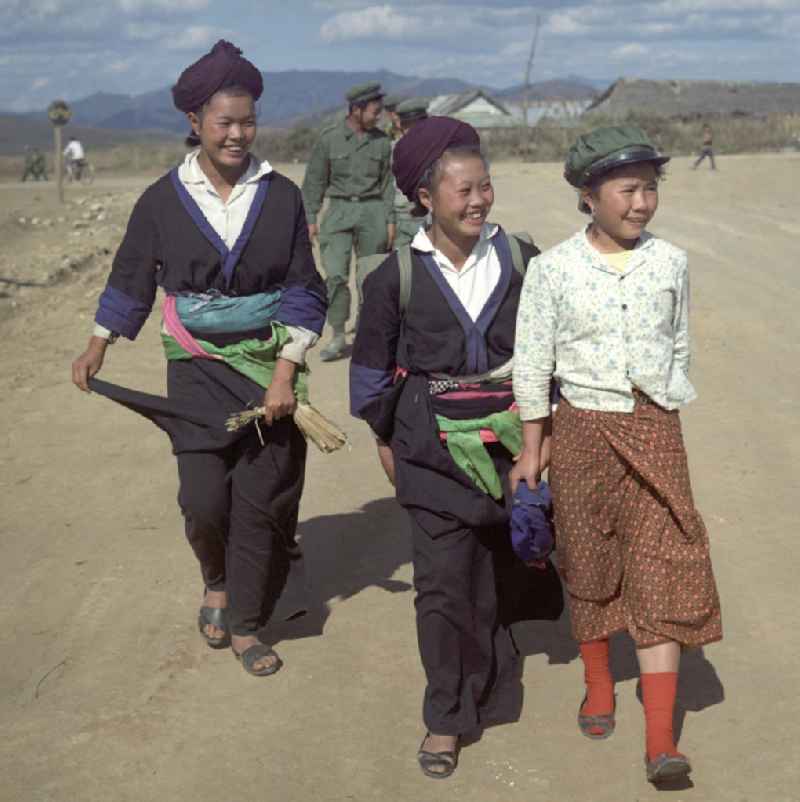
[346,81,384,105]
[383,94,402,111]
[396,97,428,122]
[564,125,670,188]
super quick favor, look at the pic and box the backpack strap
[397,231,531,315]
[397,244,413,316]
[507,231,532,276]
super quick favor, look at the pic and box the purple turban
[392,116,480,202]
[172,40,263,113]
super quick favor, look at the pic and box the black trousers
[176,417,306,637]
[693,146,717,169]
[410,515,519,735]
[88,363,308,639]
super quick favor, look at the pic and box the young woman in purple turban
[350,117,562,778]
[71,41,327,677]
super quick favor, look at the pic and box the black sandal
[417,733,459,779]
[577,694,616,740]
[234,643,283,677]
[645,752,692,783]
[197,606,229,649]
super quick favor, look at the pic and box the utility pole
[47,100,72,203]
[521,13,542,155]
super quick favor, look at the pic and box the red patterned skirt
[549,396,722,648]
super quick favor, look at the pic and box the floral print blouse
[513,227,697,420]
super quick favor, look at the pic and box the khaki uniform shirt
[391,139,414,222]
[302,119,395,225]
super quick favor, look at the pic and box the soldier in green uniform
[392,98,429,248]
[302,82,395,361]
[383,94,403,141]
[21,146,48,182]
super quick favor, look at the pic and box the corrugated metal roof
[427,90,516,128]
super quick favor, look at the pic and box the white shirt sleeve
[672,258,691,376]
[278,325,319,365]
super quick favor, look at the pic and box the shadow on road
[265,497,412,643]
[607,634,725,742]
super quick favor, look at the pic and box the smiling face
[419,151,494,241]
[189,90,256,175]
[350,98,384,132]
[582,162,660,246]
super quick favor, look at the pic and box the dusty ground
[1,154,798,802]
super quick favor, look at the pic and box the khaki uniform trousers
[393,216,421,250]
[319,197,388,333]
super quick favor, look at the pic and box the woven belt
[429,378,461,396]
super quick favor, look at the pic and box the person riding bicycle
[63,137,87,181]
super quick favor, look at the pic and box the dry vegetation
[2,113,798,181]
[483,112,800,162]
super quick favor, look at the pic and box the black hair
[578,161,666,215]
[348,100,370,115]
[411,145,488,218]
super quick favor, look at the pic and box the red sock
[641,672,680,760]
[579,640,614,716]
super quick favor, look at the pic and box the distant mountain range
[8,69,601,135]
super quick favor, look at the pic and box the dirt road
[1,155,798,801]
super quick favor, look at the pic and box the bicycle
[64,158,95,185]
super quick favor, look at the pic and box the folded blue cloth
[174,290,282,334]
[511,479,554,562]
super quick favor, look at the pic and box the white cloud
[320,4,425,42]
[107,59,134,73]
[0,0,797,112]
[611,43,649,60]
[117,0,209,10]
[165,24,219,51]
[32,77,50,89]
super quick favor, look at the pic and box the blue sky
[1,0,797,111]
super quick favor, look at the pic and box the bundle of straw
[225,402,348,453]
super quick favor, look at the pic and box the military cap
[383,94,402,111]
[346,81,384,105]
[396,97,428,122]
[564,125,670,188]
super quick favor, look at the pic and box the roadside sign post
[47,100,72,203]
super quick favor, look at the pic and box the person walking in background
[383,94,403,141]
[63,136,87,181]
[351,117,561,779]
[391,98,429,249]
[513,126,722,784]
[354,98,431,307]
[302,82,395,362]
[21,146,47,181]
[692,124,717,170]
[71,40,327,678]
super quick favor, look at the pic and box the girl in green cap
[512,125,722,784]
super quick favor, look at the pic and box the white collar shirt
[177,149,273,248]
[411,223,501,322]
